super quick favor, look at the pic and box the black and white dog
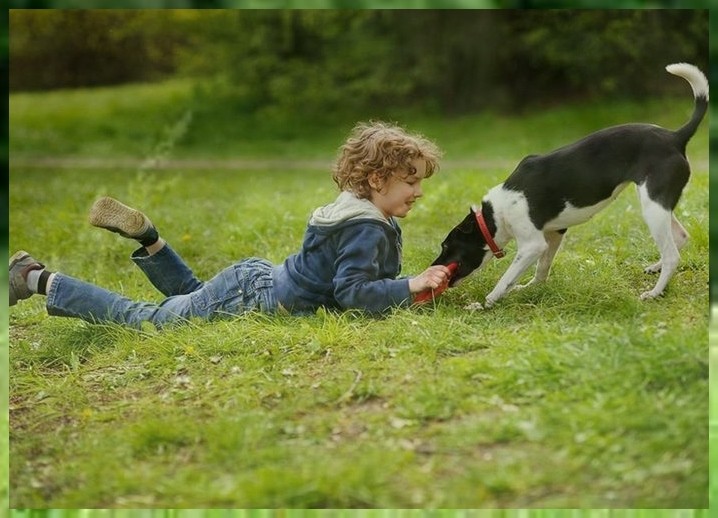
[432,63,708,308]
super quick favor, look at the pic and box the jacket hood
[309,191,389,227]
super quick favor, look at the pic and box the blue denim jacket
[272,191,412,314]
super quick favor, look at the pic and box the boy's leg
[90,196,202,296]
[131,244,203,297]
[11,252,278,328]
[10,251,187,328]
[46,273,189,329]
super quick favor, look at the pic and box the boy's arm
[333,224,412,313]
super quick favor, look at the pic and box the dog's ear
[458,208,477,233]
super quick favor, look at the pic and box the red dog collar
[473,205,505,259]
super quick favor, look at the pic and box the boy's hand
[409,265,453,294]
[412,263,459,304]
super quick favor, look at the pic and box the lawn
[8,80,709,508]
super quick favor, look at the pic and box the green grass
[8,80,708,508]
[9,78,708,163]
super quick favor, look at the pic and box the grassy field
[8,80,708,508]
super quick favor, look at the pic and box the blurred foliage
[2,8,7,240]
[10,11,188,89]
[6,0,714,6]
[9,10,707,115]
[502,0,709,5]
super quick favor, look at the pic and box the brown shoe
[89,196,158,245]
[9,250,44,306]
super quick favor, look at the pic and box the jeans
[46,244,278,329]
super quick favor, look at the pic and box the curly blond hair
[332,121,442,198]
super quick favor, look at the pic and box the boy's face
[369,158,427,219]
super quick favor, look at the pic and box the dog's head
[431,203,496,286]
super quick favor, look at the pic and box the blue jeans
[46,244,278,329]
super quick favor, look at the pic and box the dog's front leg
[485,238,548,307]
[517,230,566,289]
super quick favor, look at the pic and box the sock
[43,272,56,295]
[26,269,55,295]
[139,227,159,248]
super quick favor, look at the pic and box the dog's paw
[639,289,663,300]
[464,301,485,311]
[644,262,662,274]
[484,293,503,308]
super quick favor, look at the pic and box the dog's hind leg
[644,214,689,273]
[637,184,681,299]
[517,229,566,289]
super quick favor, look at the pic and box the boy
[9,121,452,328]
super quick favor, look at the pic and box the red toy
[413,262,458,304]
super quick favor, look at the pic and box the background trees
[9,9,708,115]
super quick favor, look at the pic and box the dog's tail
[666,63,709,145]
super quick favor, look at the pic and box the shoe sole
[9,250,31,269]
[9,250,33,306]
[89,197,150,238]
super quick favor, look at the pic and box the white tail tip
[666,62,709,101]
